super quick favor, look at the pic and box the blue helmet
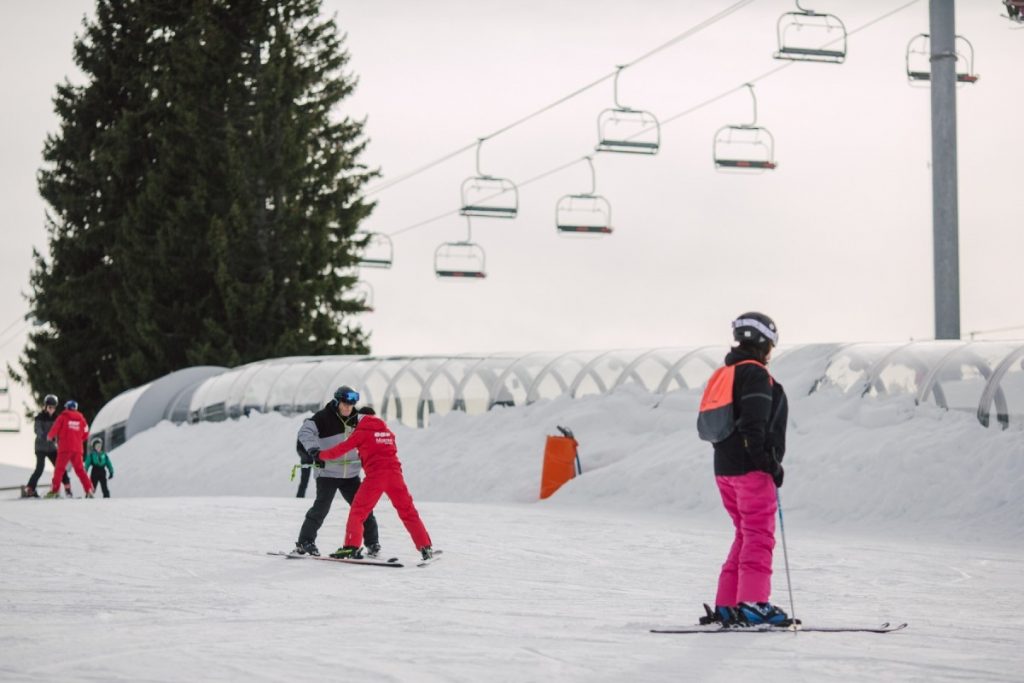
[65,400,78,410]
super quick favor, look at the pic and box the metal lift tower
[930,0,961,339]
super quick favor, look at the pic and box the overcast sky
[1,0,1023,436]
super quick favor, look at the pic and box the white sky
[2,375,1022,679]
[1,1,1023,453]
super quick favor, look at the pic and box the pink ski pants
[715,471,777,606]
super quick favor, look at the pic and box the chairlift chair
[905,34,979,84]
[460,139,518,219]
[1004,0,1024,24]
[435,217,486,279]
[555,157,613,236]
[357,232,394,269]
[712,84,777,172]
[595,66,660,155]
[774,0,847,64]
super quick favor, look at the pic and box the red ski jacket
[47,409,90,456]
[320,414,401,475]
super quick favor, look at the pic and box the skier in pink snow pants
[697,312,790,627]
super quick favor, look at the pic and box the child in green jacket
[84,439,114,498]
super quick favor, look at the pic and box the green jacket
[84,451,114,477]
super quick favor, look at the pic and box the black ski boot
[330,545,364,559]
[365,543,382,558]
[294,541,320,556]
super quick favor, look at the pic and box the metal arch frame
[773,0,847,64]
[416,354,482,428]
[654,347,724,393]
[905,33,979,84]
[595,66,661,155]
[611,348,688,392]
[322,357,383,408]
[459,138,519,219]
[357,232,395,269]
[526,351,604,404]
[487,352,551,408]
[435,217,487,279]
[713,84,777,171]
[976,344,1024,428]
[855,342,918,398]
[555,156,613,236]
[566,349,622,398]
[914,343,1008,422]
[379,358,435,426]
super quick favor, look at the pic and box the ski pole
[776,488,797,629]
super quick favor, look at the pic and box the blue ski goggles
[335,389,360,405]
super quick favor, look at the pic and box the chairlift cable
[361,0,759,198]
[385,0,920,240]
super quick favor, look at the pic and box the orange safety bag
[697,360,771,443]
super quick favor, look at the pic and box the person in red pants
[318,405,433,560]
[45,400,95,499]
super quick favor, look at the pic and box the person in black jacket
[291,386,380,557]
[22,394,70,498]
[699,312,790,627]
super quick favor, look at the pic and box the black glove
[307,448,324,468]
[109,473,114,480]
[771,462,784,488]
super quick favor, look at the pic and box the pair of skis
[267,549,442,568]
[649,602,907,634]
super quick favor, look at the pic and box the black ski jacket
[34,410,58,456]
[712,348,788,477]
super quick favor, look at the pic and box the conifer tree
[17,0,377,418]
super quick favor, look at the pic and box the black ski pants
[298,476,379,547]
[27,451,69,490]
[90,468,111,498]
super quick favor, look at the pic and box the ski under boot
[329,545,364,560]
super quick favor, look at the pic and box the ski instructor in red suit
[46,399,95,499]
[319,404,433,561]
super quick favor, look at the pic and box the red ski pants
[51,451,93,496]
[344,469,431,550]
[715,471,777,606]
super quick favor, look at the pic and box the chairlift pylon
[555,157,613,236]
[712,84,777,172]
[905,33,979,84]
[595,66,660,155]
[356,231,394,269]
[774,0,847,64]
[460,139,518,219]
[435,217,487,279]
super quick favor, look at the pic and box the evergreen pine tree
[17,0,377,418]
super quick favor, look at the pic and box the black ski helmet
[732,311,779,348]
[43,394,58,407]
[333,385,360,405]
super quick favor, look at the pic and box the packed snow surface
[2,382,1023,681]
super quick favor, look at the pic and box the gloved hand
[308,448,324,468]
[770,462,784,488]
[109,473,114,480]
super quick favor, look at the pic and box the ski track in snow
[1,497,1022,682]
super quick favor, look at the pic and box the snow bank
[109,382,1024,546]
